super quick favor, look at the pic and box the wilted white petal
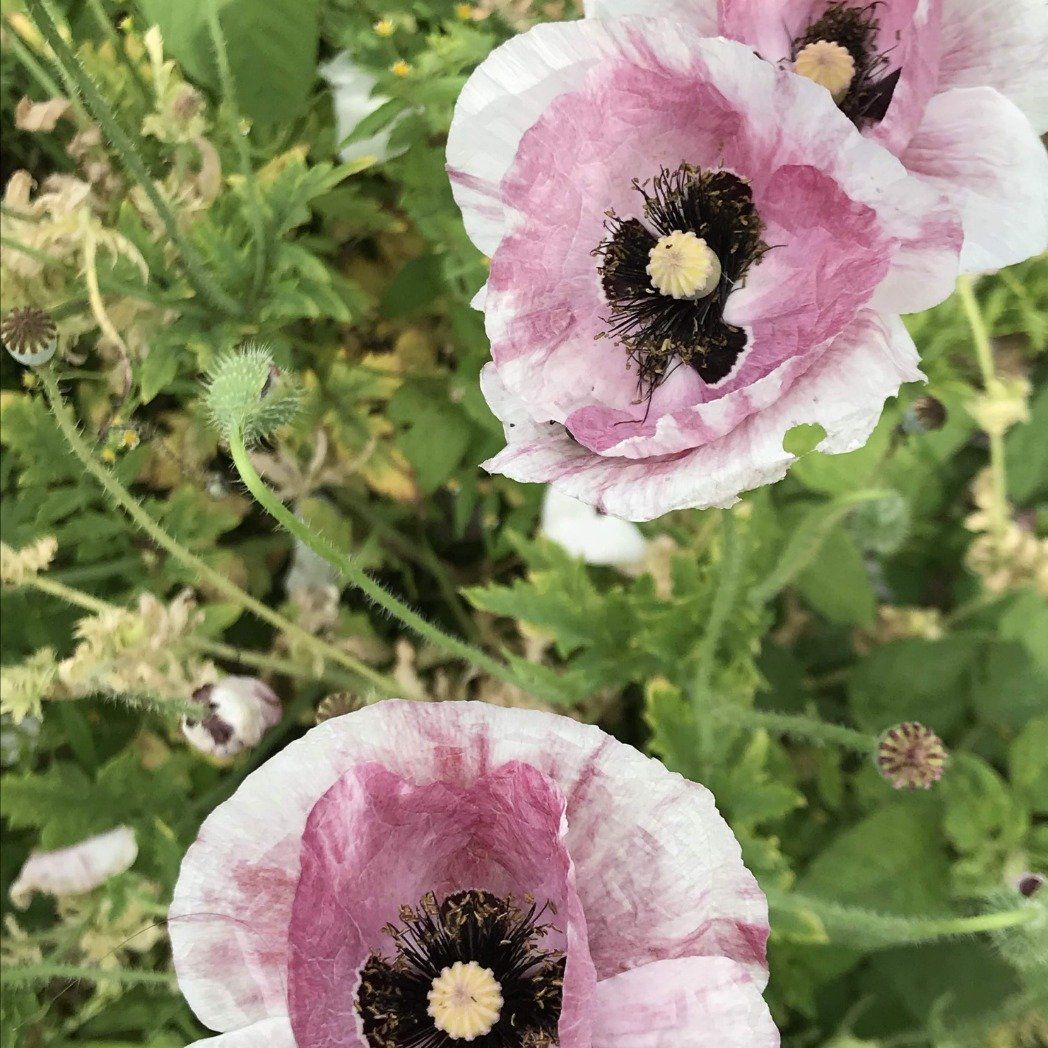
[181,677,281,759]
[541,487,648,569]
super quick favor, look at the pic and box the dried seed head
[877,721,948,789]
[1,307,57,366]
[911,394,947,431]
[1016,873,1045,898]
[315,691,364,724]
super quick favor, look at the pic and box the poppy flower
[586,0,1048,273]
[170,700,775,1046]
[447,23,962,520]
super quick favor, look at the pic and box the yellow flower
[455,3,476,18]
[390,59,412,78]
[374,18,396,37]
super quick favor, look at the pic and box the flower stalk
[38,368,397,695]
[225,424,574,705]
[956,275,1009,537]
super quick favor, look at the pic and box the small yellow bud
[390,59,412,78]
[455,3,475,18]
[794,40,856,101]
[374,18,396,37]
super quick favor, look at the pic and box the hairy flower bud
[203,345,300,446]
[181,676,282,758]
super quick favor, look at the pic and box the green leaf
[795,526,876,626]
[139,0,319,124]
[388,382,472,493]
[1010,716,1048,814]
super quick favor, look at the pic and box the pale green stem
[205,0,269,301]
[227,427,573,705]
[956,275,1009,537]
[39,369,398,694]
[722,707,875,754]
[25,574,357,689]
[24,0,243,318]
[769,889,1039,950]
[0,962,177,988]
[692,510,744,714]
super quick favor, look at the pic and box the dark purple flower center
[793,1,901,127]
[356,889,564,1047]
[595,163,768,394]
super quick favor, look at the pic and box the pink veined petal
[171,701,767,1037]
[473,22,954,464]
[483,310,920,522]
[867,0,944,157]
[447,21,625,255]
[939,0,1048,133]
[718,0,812,64]
[585,0,718,33]
[592,957,780,1048]
[187,1018,296,1047]
[902,86,1048,273]
[285,761,595,1048]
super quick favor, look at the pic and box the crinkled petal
[187,1018,295,1047]
[10,826,137,908]
[718,0,811,64]
[592,957,779,1048]
[541,487,649,568]
[469,22,955,463]
[585,0,718,33]
[171,701,766,1036]
[286,761,595,1048]
[939,0,1048,133]
[447,22,624,254]
[902,86,1048,273]
[483,310,921,521]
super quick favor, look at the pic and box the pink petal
[447,22,626,255]
[187,1018,295,1047]
[483,310,920,521]
[171,702,766,1036]
[586,0,718,32]
[469,23,955,464]
[286,761,595,1048]
[902,86,1048,273]
[939,0,1048,133]
[719,0,813,62]
[592,957,779,1047]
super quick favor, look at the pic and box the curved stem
[39,370,397,694]
[957,275,1009,536]
[24,0,243,318]
[769,889,1038,950]
[227,427,572,705]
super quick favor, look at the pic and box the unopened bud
[181,676,281,758]
[877,722,947,789]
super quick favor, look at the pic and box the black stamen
[356,889,564,1047]
[793,1,901,127]
[594,163,768,396]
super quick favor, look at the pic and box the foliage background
[0,0,1045,1044]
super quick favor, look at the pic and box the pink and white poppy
[447,23,963,520]
[585,0,1048,274]
[170,700,775,1046]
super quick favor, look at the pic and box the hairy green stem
[0,961,178,988]
[723,707,875,753]
[39,370,397,694]
[957,275,1009,537]
[228,427,572,705]
[769,890,1039,950]
[205,0,270,302]
[692,509,744,713]
[24,0,243,318]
